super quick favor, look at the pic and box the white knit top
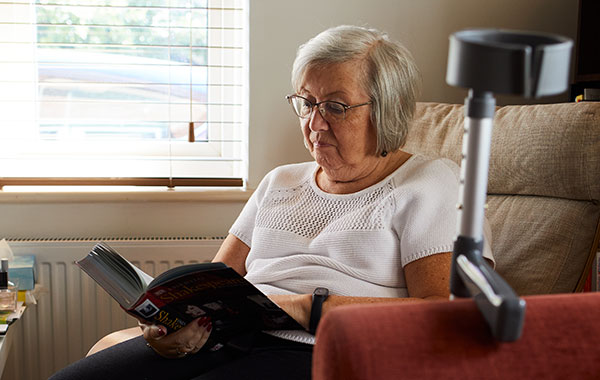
[231,154,494,300]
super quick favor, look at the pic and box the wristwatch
[309,287,329,334]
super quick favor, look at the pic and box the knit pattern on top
[255,180,394,240]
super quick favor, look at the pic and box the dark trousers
[49,332,313,380]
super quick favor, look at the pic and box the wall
[0,0,579,240]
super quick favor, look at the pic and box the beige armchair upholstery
[402,102,600,294]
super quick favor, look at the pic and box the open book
[76,242,304,349]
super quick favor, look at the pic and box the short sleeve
[229,172,273,248]
[393,157,495,268]
[393,159,460,267]
[229,196,257,248]
[228,162,316,249]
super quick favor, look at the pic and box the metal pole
[457,90,495,240]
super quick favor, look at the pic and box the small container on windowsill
[0,260,17,312]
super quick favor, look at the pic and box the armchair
[313,101,600,379]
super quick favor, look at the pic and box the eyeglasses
[285,94,372,123]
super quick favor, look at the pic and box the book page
[132,265,153,288]
[76,242,151,308]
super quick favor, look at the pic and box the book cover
[76,242,304,349]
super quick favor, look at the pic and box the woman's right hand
[139,317,212,359]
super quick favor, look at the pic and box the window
[0,0,247,188]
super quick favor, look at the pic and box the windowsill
[0,186,253,203]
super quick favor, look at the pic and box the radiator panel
[1,238,222,380]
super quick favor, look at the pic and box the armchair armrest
[313,293,600,380]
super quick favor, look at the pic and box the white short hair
[292,25,421,153]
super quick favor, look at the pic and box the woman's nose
[309,106,329,132]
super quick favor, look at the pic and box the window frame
[0,0,248,189]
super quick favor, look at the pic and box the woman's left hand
[267,294,312,330]
[138,316,212,359]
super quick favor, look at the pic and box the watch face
[314,287,329,297]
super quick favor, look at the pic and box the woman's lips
[313,141,333,148]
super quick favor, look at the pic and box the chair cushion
[488,195,599,294]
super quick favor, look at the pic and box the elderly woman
[50,25,493,380]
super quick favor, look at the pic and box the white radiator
[1,237,223,380]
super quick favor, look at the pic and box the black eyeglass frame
[285,94,372,122]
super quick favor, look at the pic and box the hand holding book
[76,242,304,352]
[139,315,214,358]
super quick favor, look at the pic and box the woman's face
[297,60,377,181]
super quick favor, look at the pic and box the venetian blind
[0,0,247,188]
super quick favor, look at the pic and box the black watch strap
[309,287,329,334]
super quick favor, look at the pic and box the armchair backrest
[403,102,600,295]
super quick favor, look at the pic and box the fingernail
[198,317,207,326]
[157,327,166,336]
